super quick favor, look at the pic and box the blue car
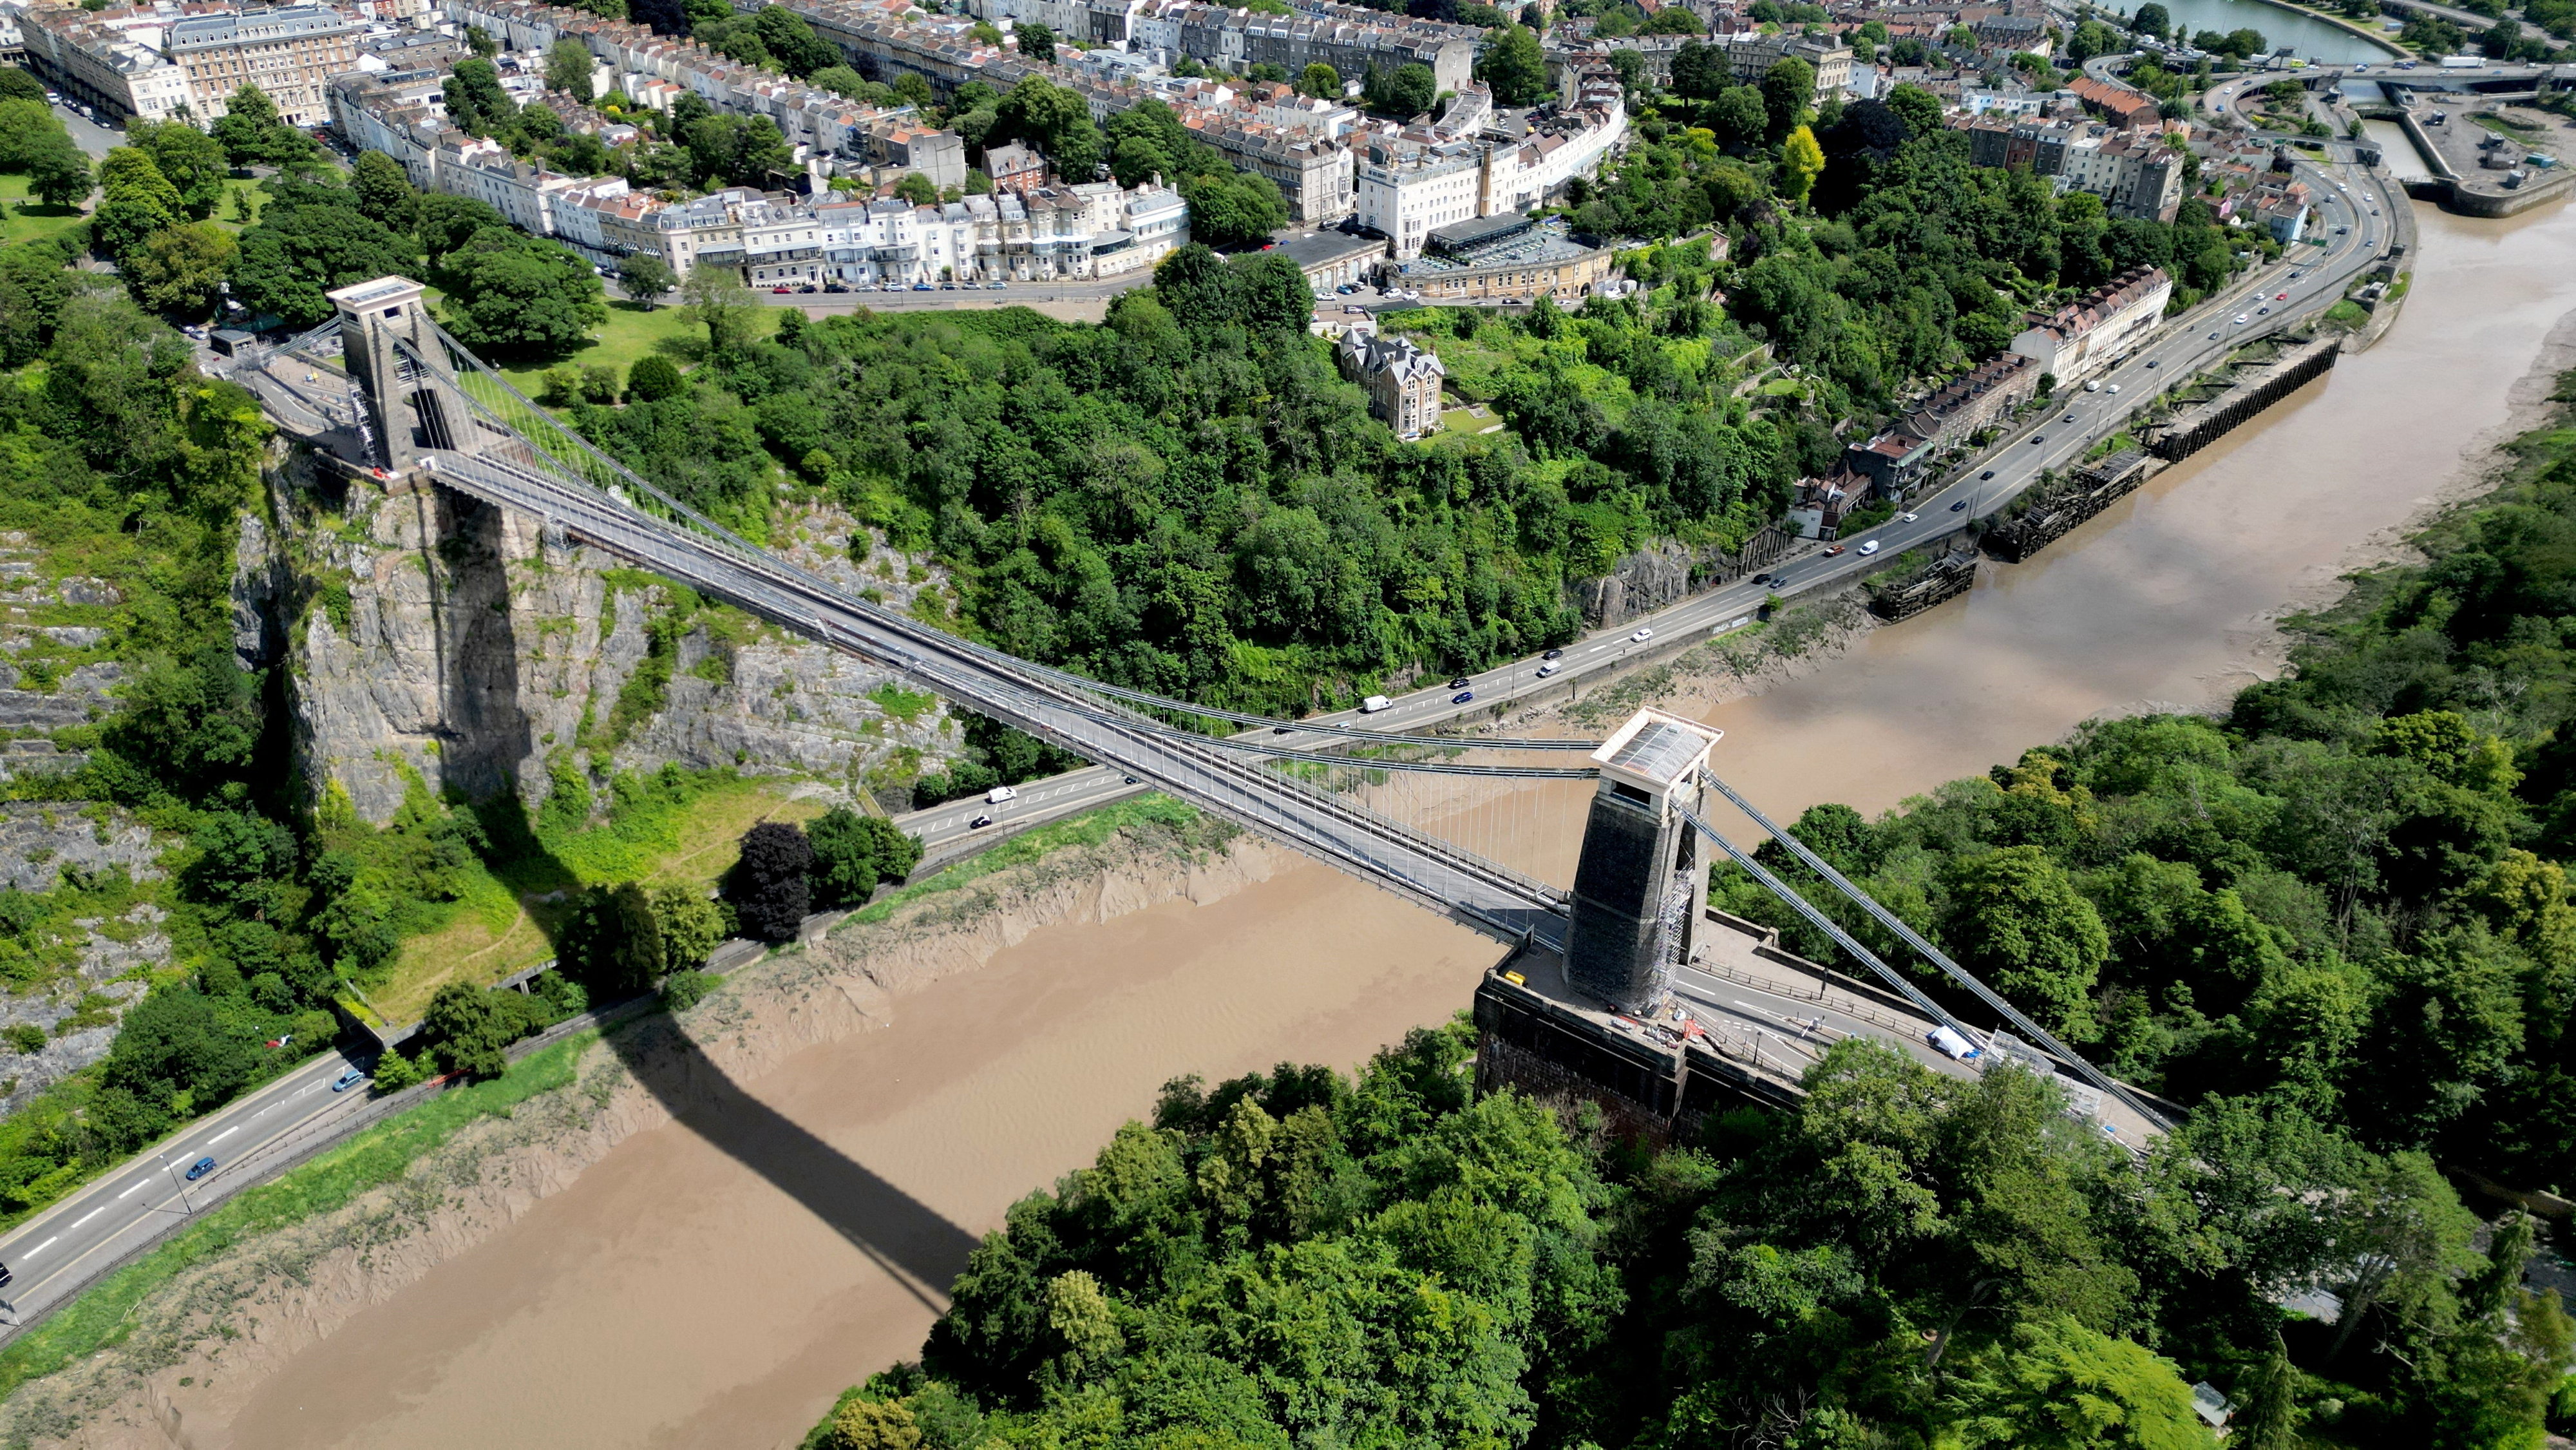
[185,1156,216,1181]
[333,1067,366,1092]
[1452,690,1474,704]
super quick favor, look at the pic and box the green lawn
[0,175,86,249]
[496,301,775,397]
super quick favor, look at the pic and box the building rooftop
[1593,708,1721,792]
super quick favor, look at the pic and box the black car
[2031,435,2045,444]
[1542,647,1563,659]
[1448,676,1472,688]
[1749,573,1771,587]
[1273,724,1295,734]
[1950,499,1969,512]
[1980,470,1995,480]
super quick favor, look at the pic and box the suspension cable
[1696,769,2172,1132]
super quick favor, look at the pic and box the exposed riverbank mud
[5,823,1298,1449]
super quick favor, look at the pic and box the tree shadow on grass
[602,1002,982,1313]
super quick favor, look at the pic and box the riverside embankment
[8,193,2575,1450]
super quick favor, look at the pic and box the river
[2099,0,2397,61]
[184,196,2576,1450]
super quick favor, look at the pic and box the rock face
[1576,544,1697,628]
[0,807,169,1116]
[255,446,963,826]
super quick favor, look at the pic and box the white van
[985,785,1018,805]
[1857,540,1880,556]
[1361,694,1392,713]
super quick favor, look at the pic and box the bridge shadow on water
[407,479,982,1317]
[600,1003,985,1314]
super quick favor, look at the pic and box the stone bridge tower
[327,276,484,473]
[1562,709,1721,1014]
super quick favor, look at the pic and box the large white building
[1356,74,1626,260]
[2010,267,2173,386]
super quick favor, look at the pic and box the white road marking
[115,1179,148,1199]
[70,1206,103,1229]
[207,1126,239,1144]
[24,1236,56,1259]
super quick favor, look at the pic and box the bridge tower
[1562,709,1721,1014]
[327,276,482,472]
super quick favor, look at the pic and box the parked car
[186,1156,217,1181]
[334,1067,366,1092]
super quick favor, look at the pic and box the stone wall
[0,805,171,1118]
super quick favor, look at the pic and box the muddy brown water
[202,200,2576,1450]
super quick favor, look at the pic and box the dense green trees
[815,1003,2573,1449]
[436,226,609,358]
[807,808,923,906]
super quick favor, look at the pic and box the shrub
[626,353,684,401]
[726,821,813,941]
[660,969,716,1013]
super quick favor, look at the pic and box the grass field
[368,777,822,1025]
[494,301,781,397]
[0,176,86,249]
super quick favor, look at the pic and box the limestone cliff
[250,443,963,827]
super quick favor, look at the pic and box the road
[896,153,2401,854]
[0,1049,370,1327]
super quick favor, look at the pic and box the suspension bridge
[223,277,2171,1145]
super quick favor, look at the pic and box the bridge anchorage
[232,280,2167,1145]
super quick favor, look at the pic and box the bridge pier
[327,276,485,473]
[1561,709,1721,1014]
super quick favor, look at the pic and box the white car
[1857,540,1880,556]
[1536,663,1558,678]
[1629,627,1653,643]
[984,785,1018,805]
[1897,511,1918,522]
[2233,314,2250,325]
[2106,383,2121,394]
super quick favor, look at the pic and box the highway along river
[204,196,2576,1450]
